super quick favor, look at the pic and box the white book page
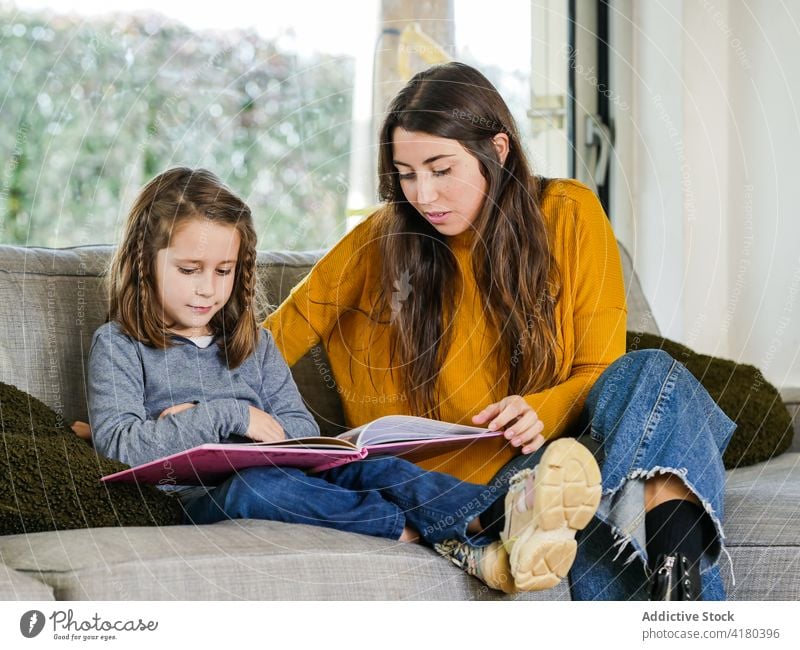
[223,437,357,450]
[336,415,489,447]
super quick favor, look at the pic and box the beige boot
[501,438,602,591]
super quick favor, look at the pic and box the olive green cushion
[0,381,183,535]
[626,332,794,469]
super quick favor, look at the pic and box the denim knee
[625,348,674,373]
[585,350,676,423]
[221,466,305,519]
[323,455,426,490]
[597,349,674,391]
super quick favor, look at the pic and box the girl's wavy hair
[108,167,258,369]
[375,62,562,417]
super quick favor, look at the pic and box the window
[2,1,356,249]
[1,1,593,249]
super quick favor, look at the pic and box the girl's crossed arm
[88,325,250,468]
[153,331,320,442]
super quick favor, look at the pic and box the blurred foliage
[0,7,354,249]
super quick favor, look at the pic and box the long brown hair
[108,167,258,369]
[376,62,561,417]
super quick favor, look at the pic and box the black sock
[645,499,714,570]
[479,494,506,539]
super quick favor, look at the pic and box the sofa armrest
[780,388,800,453]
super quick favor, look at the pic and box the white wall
[611,0,800,389]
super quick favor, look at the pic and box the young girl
[265,63,736,600]
[87,167,603,594]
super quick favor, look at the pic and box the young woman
[86,166,603,595]
[265,62,735,600]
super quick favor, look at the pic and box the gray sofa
[1,242,798,600]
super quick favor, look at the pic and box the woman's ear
[492,133,510,166]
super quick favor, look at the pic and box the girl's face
[154,217,240,337]
[392,128,490,237]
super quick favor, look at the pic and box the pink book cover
[100,416,505,486]
[101,444,368,486]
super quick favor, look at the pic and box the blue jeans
[181,455,502,546]
[487,349,736,600]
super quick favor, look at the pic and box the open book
[100,415,504,486]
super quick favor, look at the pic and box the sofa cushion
[0,560,55,600]
[725,546,800,599]
[254,250,347,436]
[617,243,660,336]
[0,519,567,600]
[724,451,800,547]
[0,381,183,535]
[722,452,800,599]
[627,331,794,468]
[0,246,109,427]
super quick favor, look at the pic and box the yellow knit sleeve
[524,183,627,439]
[264,215,379,367]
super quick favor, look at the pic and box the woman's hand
[246,406,286,443]
[473,395,545,454]
[159,402,197,419]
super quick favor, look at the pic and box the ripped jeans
[488,349,736,600]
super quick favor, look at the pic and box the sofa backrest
[0,242,659,434]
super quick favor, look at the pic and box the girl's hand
[246,406,286,443]
[70,420,92,441]
[159,402,197,419]
[472,395,545,454]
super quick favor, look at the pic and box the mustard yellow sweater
[265,179,627,484]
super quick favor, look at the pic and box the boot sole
[509,438,602,591]
[479,542,518,594]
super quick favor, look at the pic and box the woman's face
[391,128,489,237]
